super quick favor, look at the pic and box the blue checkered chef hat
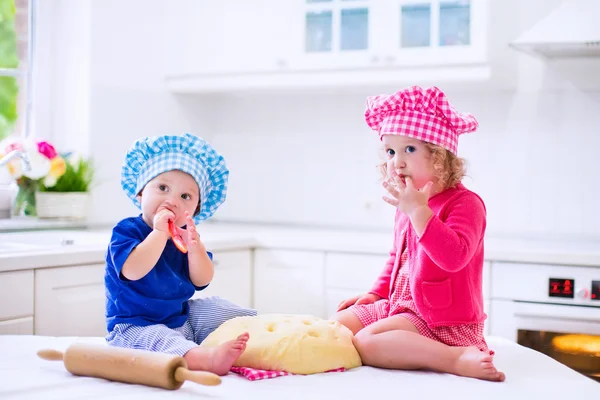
[121,133,229,223]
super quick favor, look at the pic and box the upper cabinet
[287,0,487,70]
[165,0,492,93]
[163,0,294,77]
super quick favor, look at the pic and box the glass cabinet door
[306,7,333,52]
[439,1,471,46]
[381,0,486,66]
[340,7,369,51]
[288,0,382,71]
[398,0,472,49]
[305,0,370,54]
[400,4,431,48]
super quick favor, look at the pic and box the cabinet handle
[385,55,396,64]
[371,55,380,64]
[276,59,287,68]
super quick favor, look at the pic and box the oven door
[490,300,600,381]
[490,300,600,340]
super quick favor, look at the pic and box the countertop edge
[1,227,599,272]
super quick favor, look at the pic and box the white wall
[86,0,217,225]
[206,87,600,240]
[37,0,217,225]
[40,0,600,241]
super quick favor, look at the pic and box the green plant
[0,0,19,141]
[39,155,95,193]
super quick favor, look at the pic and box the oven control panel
[549,278,600,300]
[492,262,600,306]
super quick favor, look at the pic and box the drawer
[325,252,388,291]
[0,270,34,320]
[0,316,34,335]
[35,264,106,337]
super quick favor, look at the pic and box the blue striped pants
[105,296,257,356]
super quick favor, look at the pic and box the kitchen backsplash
[206,88,600,240]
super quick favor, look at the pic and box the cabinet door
[0,270,34,330]
[35,264,106,337]
[192,250,252,309]
[324,252,389,317]
[165,0,293,76]
[254,249,326,318]
[378,0,488,66]
[325,252,388,291]
[0,317,34,335]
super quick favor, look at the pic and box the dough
[552,334,600,356]
[201,314,362,374]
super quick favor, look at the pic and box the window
[0,0,32,216]
[0,0,31,142]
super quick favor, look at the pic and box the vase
[13,180,38,217]
[35,191,90,220]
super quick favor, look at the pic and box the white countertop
[0,222,599,272]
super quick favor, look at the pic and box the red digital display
[592,280,600,301]
[548,278,574,298]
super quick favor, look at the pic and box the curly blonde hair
[378,142,466,190]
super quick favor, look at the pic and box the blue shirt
[104,215,211,332]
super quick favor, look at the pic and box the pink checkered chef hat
[364,86,478,155]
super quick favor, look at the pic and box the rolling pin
[37,343,222,390]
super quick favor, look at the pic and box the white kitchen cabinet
[324,252,388,317]
[325,252,388,291]
[166,0,491,92]
[0,270,34,335]
[288,0,488,71]
[254,249,326,318]
[0,317,34,334]
[192,249,253,309]
[35,264,106,337]
[165,0,294,77]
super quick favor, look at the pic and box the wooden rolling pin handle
[37,349,65,361]
[174,367,222,386]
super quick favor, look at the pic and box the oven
[488,261,600,382]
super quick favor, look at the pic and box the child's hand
[337,293,381,311]
[153,209,175,234]
[382,171,433,216]
[183,211,205,253]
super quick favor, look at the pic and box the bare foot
[206,332,250,376]
[451,346,505,382]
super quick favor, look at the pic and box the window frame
[0,0,35,140]
[0,0,35,213]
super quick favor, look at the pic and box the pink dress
[349,238,492,354]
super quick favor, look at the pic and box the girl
[105,133,256,376]
[334,86,505,382]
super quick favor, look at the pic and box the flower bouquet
[0,137,94,217]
